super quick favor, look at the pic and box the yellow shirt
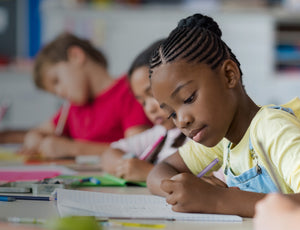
[179,97,300,193]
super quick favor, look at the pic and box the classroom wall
[1,3,300,129]
[41,7,300,105]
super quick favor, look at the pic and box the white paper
[56,189,242,222]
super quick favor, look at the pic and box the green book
[56,173,146,187]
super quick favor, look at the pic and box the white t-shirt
[111,125,185,163]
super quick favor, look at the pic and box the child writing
[23,33,152,159]
[101,39,187,182]
[147,13,300,217]
[254,193,300,230]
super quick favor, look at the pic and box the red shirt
[52,76,152,143]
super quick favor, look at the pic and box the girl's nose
[145,98,159,114]
[176,110,193,129]
[56,86,66,99]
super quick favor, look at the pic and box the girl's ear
[67,46,86,65]
[220,59,241,89]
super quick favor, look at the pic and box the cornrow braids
[149,14,243,81]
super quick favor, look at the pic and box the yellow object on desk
[104,220,166,228]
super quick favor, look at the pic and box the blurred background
[0,0,300,130]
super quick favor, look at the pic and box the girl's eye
[168,112,177,119]
[52,78,59,86]
[184,92,196,104]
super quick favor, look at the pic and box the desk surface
[0,187,253,230]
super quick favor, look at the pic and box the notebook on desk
[56,188,242,222]
[56,173,146,187]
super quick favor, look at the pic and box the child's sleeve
[178,140,224,176]
[110,126,165,156]
[254,108,300,193]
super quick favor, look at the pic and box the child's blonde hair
[33,33,108,89]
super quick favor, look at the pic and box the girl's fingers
[160,179,175,193]
[165,193,177,205]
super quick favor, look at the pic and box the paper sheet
[56,189,242,222]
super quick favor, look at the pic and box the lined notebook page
[56,189,242,222]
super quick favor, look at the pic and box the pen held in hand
[197,158,219,178]
[139,135,165,161]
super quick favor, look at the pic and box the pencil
[103,220,166,228]
[197,158,219,178]
[139,135,165,161]
[0,195,55,201]
[55,101,70,136]
[257,141,283,193]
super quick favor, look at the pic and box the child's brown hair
[33,33,108,89]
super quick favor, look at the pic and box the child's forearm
[68,140,110,157]
[216,187,266,217]
[147,162,180,197]
[0,129,28,143]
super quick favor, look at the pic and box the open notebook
[56,189,242,222]
[56,173,146,187]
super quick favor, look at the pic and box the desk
[0,186,254,230]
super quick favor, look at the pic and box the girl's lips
[190,126,207,142]
[154,117,164,125]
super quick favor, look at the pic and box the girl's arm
[37,136,110,159]
[101,148,125,174]
[147,151,191,196]
[115,158,154,181]
[23,120,55,152]
[254,193,300,230]
[0,129,28,143]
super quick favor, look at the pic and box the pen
[139,135,165,161]
[197,158,219,178]
[0,197,16,202]
[0,195,55,201]
[257,141,283,193]
[55,101,70,136]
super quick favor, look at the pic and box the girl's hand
[254,193,300,230]
[22,131,44,153]
[161,172,223,213]
[38,136,71,159]
[115,158,154,181]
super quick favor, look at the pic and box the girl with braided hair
[147,13,300,217]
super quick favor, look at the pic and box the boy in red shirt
[23,33,152,159]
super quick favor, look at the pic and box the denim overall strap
[224,139,279,193]
[224,105,295,193]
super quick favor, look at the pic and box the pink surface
[0,171,61,182]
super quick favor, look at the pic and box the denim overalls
[224,106,295,193]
